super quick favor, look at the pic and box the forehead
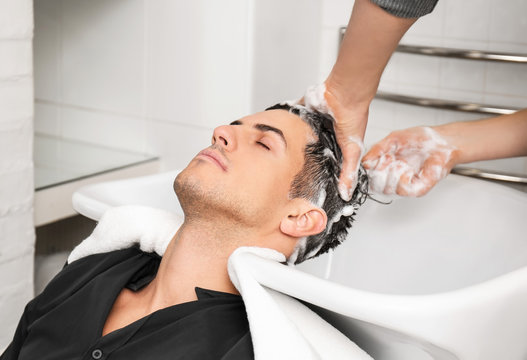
[238,109,316,148]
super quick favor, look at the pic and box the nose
[212,125,237,151]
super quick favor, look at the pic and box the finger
[423,153,450,179]
[337,142,363,201]
[368,166,388,194]
[383,161,410,195]
[399,155,444,197]
[297,96,305,106]
[303,84,329,113]
[395,169,417,196]
[403,178,432,197]
[415,154,450,196]
[362,138,398,168]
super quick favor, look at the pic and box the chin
[174,167,207,202]
[174,168,225,213]
[176,174,263,227]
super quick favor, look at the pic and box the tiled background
[0,0,34,351]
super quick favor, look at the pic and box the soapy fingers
[336,138,364,200]
[396,153,449,196]
[297,83,367,201]
[363,127,457,197]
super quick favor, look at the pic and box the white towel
[68,205,373,360]
[68,205,183,264]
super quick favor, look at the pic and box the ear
[279,200,327,238]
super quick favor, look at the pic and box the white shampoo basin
[72,170,527,359]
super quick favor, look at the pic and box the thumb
[337,139,364,201]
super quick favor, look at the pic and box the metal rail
[375,91,520,115]
[339,27,526,185]
[339,28,527,63]
[451,167,527,184]
[397,44,527,64]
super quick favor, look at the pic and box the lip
[197,148,228,171]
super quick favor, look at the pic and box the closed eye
[257,141,270,150]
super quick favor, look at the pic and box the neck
[137,218,255,312]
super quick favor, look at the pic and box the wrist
[324,86,370,140]
[324,77,374,115]
[432,123,465,167]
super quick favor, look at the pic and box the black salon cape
[1,245,254,360]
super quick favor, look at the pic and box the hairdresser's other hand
[362,126,458,197]
[298,83,367,201]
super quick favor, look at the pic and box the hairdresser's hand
[362,126,458,197]
[297,83,367,201]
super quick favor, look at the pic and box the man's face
[174,109,316,229]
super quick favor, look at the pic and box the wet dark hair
[266,103,369,265]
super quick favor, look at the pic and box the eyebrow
[230,119,288,149]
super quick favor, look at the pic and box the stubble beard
[173,170,258,229]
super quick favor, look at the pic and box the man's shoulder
[220,332,254,360]
[65,243,154,269]
[37,245,154,309]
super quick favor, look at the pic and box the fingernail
[338,183,352,201]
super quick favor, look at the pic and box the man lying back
[1,104,368,360]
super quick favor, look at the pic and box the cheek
[240,167,291,205]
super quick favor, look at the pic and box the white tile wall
[395,53,441,88]
[145,121,212,171]
[35,0,255,171]
[0,0,33,39]
[251,0,322,111]
[318,28,340,82]
[145,0,204,126]
[0,0,34,351]
[438,59,486,94]
[61,0,145,115]
[60,107,147,154]
[434,108,491,126]
[0,119,32,173]
[321,0,527,175]
[0,41,32,79]
[437,88,484,104]
[192,0,251,122]
[319,0,354,81]
[488,0,527,45]
[404,0,444,39]
[321,0,354,28]
[483,93,527,110]
[443,0,492,43]
[33,0,60,102]
[485,62,527,97]
[34,102,60,135]
[145,0,250,129]
[0,77,34,119]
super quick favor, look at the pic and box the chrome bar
[375,91,520,115]
[339,27,527,63]
[339,27,527,184]
[397,44,527,64]
[451,167,527,184]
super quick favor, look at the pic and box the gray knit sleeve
[370,0,438,18]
